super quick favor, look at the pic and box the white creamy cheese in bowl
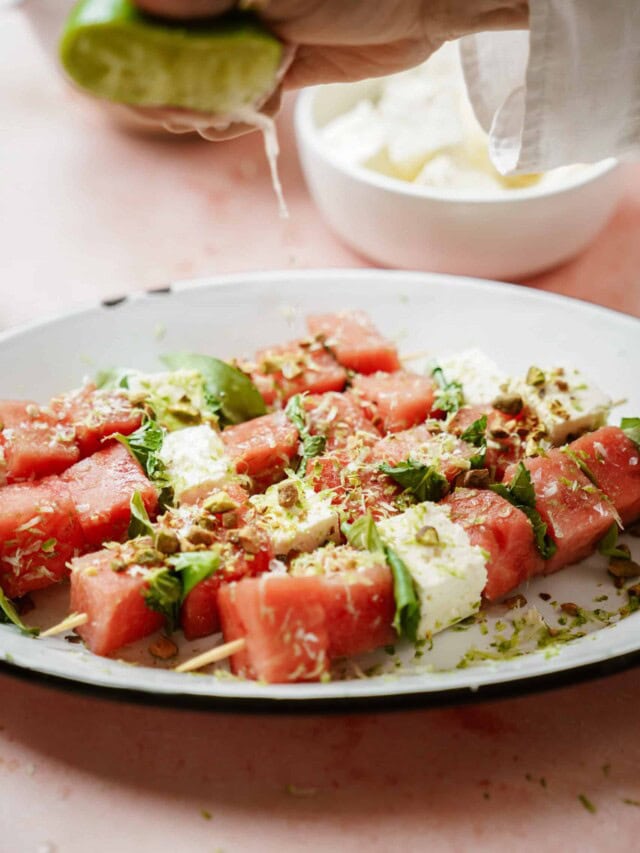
[295,43,620,279]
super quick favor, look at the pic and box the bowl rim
[294,85,619,205]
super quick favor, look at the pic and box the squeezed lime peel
[60,0,291,215]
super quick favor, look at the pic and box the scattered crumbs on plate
[284,784,318,798]
[540,777,548,789]
[578,793,597,814]
[200,809,212,821]
[279,303,297,326]
[622,798,640,807]
[538,592,552,602]
[154,323,167,341]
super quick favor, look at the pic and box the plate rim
[1,268,639,711]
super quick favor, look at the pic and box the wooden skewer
[39,612,88,638]
[175,638,246,673]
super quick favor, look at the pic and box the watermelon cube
[306,310,401,374]
[351,371,435,433]
[70,546,165,656]
[180,521,273,641]
[62,442,158,547]
[291,547,396,658]
[443,488,544,601]
[370,423,477,483]
[218,575,330,682]
[569,426,640,527]
[250,340,347,405]
[49,384,142,456]
[448,404,526,479]
[303,392,380,451]
[504,451,616,573]
[0,400,80,483]
[305,448,404,522]
[222,412,299,488]
[0,478,84,598]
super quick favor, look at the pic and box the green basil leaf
[342,514,385,555]
[384,545,420,643]
[460,414,487,469]
[94,367,133,390]
[0,588,39,637]
[169,549,221,601]
[143,568,182,633]
[162,353,266,426]
[621,417,640,451]
[343,514,421,642]
[431,364,464,414]
[598,523,630,560]
[285,394,327,473]
[128,490,154,539]
[115,417,173,508]
[490,462,557,559]
[379,459,449,503]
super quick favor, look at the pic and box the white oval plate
[1,270,639,711]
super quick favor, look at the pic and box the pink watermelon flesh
[0,478,84,598]
[49,384,142,456]
[443,488,544,601]
[569,426,640,527]
[305,448,403,522]
[504,451,616,574]
[351,371,435,433]
[222,412,299,487]
[448,404,525,479]
[250,340,347,405]
[180,529,273,641]
[218,575,330,682]
[321,564,396,658]
[218,563,396,682]
[62,442,158,547]
[0,400,80,483]
[306,310,401,374]
[303,391,381,451]
[70,548,164,656]
[370,423,476,482]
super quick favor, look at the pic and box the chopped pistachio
[526,366,546,387]
[154,529,180,555]
[277,481,299,509]
[492,393,524,415]
[148,635,178,660]
[221,510,238,529]
[560,602,580,617]
[415,525,439,546]
[185,526,216,548]
[608,557,640,579]
[202,491,239,514]
[462,468,491,489]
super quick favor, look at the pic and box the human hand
[128,0,529,137]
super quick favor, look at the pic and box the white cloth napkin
[460,0,640,174]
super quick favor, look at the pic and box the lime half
[59,0,284,115]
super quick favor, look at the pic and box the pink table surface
[2,11,640,853]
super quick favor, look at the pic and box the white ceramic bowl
[295,82,621,280]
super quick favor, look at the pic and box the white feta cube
[438,349,507,405]
[378,502,487,638]
[250,478,340,556]
[320,99,386,167]
[157,424,233,504]
[514,366,611,445]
